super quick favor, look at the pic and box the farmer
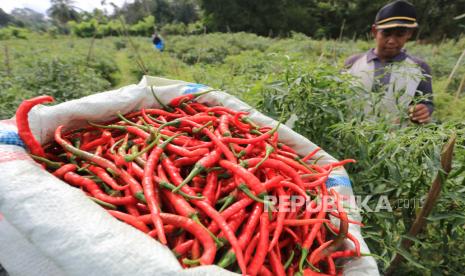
[152,32,164,52]
[345,0,433,124]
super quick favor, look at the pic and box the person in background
[345,0,433,124]
[152,31,164,52]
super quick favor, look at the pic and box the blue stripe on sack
[326,176,352,189]
[183,83,209,94]
[0,130,26,148]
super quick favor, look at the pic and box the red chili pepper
[124,188,140,217]
[161,155,246,273]
[219,115,231,137]
[88,165,128,191]
[321,159,356,169]
[259,266,274,276]
[184,119,237,162]
[327,256,336,275]
[310,189,350,262]
[217,209,247,239]
[135,202,150,214]
[233,112,252,132]
[280,181,308,199]
[283,227,301,243]
[244,233,259,266]
[205,106,238,115]
[141,212,216,265]
[169,90,214,107]
[108,210,150,233]
[52,163,77,178]
[269,247,286,276]
[180,102,197,115]
[329,212,364,226]
[246,213,270,276]
[269,187,286,252]
[64,172,137,205]
[190,238,201,263]
[302,147,321,162]
[219,160,266,196]
[157,164,198,218]
[244,158,306,188]
[277,142,297,154]
[142,137,167,245]
[276,149,299,159]
[80,130,112,151]
[221,122,280,145]
[16,95,54,157]
[202,170,218,206]
[308,240,333,267]
[173,148,222,193]
[220,178,236,195]
[172,239,194,257]
[329,249,357,258]
[165,143,209,158]
[299,191,329,272]
[217,202,263,268]
[271,154,313,174]
[187,102,209,112]
[173,156,202,167]
[56,125,121,174]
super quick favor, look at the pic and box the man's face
[372,26,413,59]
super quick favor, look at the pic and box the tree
[47,0,80,25]
[113,0,200,27]
[0,8,15,27]
[11,8,48,31]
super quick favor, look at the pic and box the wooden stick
[86,32,97,64]
[3,45,11,76]
[454,73,465,100]
[444,49,465,92]
[385,134,456,275]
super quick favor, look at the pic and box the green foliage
[129,15,155,36]
[47,0,80,26]
[166,33,270,65]
[0,58,110,119]
[161,22,188,35]
[68,16,155,38]
[115,0,200,26]
[200,0,465,40]
[68,19,98,38]
[0,26,29,40]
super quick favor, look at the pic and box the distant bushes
[68,16,155,38]
[166,32,271,64]
[0,26,29,40]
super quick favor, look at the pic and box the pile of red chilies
[16,93,362,276]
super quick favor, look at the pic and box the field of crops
[1,32,465,275]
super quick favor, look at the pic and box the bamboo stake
[338,19,346,42]
[86,32,97,64]
[444,48,465,92]
[118,16,148,74]
[4,45,11,76]
[385,134,456,275]
[454,73,465,100]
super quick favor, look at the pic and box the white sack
[0,76,378,276]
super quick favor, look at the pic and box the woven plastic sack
[0,76,379,276]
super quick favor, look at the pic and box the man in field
[345,0,433,124]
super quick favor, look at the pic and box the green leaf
[392,247,427,270]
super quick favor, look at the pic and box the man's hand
[409,104,431,124]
